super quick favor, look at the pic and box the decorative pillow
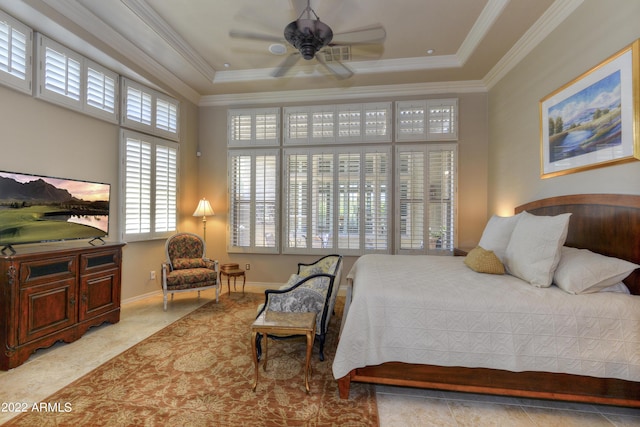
[478,213,522,263]
[172,258,207,269]
[504,211,571,288]
[463,246,505,275]
[553,246,639,294]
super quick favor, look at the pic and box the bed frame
[337,194,640,407]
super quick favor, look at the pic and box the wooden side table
[220,263,246,294]
[250,311,316,393]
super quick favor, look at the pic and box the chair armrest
[261,274,332,312]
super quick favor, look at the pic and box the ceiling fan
[229,0,386,79]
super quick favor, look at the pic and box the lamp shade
[193,198,214,217]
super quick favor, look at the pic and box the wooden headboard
[516,194,640,295]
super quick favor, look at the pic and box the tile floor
[1,288,639,426]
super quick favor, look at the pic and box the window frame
[395,143,458,255]
[120,129,179,243]
[228,107,280,147]
[0,10,32,95]
[227,148,280,254]
[121,77,179,141]
[35,33,118,123]
[282,145,391,256]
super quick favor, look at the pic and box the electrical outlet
[150,270,156,280]
[245,263,250,271]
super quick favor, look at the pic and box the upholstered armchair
[256,254,343,361]
[161,232,219,311]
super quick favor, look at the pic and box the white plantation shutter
[254,154,278,248]
[34,34,118,122]
[228,108,280,147]
[284,152,309,250]
[156,96,179,136]
[313,153,334,249]
[42,40,81,102]
[427,99,458,140]
[228,150,279,253]
[122,78,179,141]
[364,151,389,250]
[122,130,178,241]
[155,144,178,233]
[124,134,152,235]
[85,61,118,122]
[125,85,152,126]
[397,148,424,250]
[284,147,390,255]
[396,144,457,254]
[0,11,31,94]
[396,99,458,141]
[337,152,358,250]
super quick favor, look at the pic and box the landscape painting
[0,171,110,249]
[540,40,640,178]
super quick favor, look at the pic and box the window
[396,99,458,141]
[228,108,280,147]
[121,77,179,141]
[226,102,457,256]
[35,34,118,123]
[121,129,178,242]
[396,144,457,254]
[283,102,392,145]
[283,146,390,255]
[227,149,279,253]
[0,10,32,94]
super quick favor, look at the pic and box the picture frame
[539,39,640,178]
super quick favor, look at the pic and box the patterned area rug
[6,293,377,426]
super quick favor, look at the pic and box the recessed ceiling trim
[457,0,510,64]
[120,0,216,82]
[483,0,584,89]
[200,80,487,107]
[34,0,201,104]
[213,55,461,83]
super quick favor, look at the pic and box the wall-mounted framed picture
[539,39,640,178]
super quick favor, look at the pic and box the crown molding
[199,80,487,107]
[213,54,460,83]
[28,0,201,104]
[120,0,216,82]
[457,0,509,65]
[483,0,584,89]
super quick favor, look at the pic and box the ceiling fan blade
[332,24,386,45]
[315,54,353,80]
[272,53,302,77]
[229,30,284,43]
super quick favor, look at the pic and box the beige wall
[0,85,201,302]
[487,0,640,215]
[198,92,489,287]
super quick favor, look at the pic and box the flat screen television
[0,170,111,252]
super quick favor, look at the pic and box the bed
[333,194,640,407]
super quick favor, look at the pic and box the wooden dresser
[0,242,125,370]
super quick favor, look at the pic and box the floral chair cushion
[165,267,217,290]
[167,234,204,262]
[172,257,207,270]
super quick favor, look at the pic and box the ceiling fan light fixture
[284,19,333,60]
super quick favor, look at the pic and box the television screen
[0,171,111,249]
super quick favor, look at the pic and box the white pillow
[504,211,571,288]
[599,282,631,294]
[553,246,639,294]
[478,213,522,263]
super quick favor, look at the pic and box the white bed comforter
[332,254,640,382]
